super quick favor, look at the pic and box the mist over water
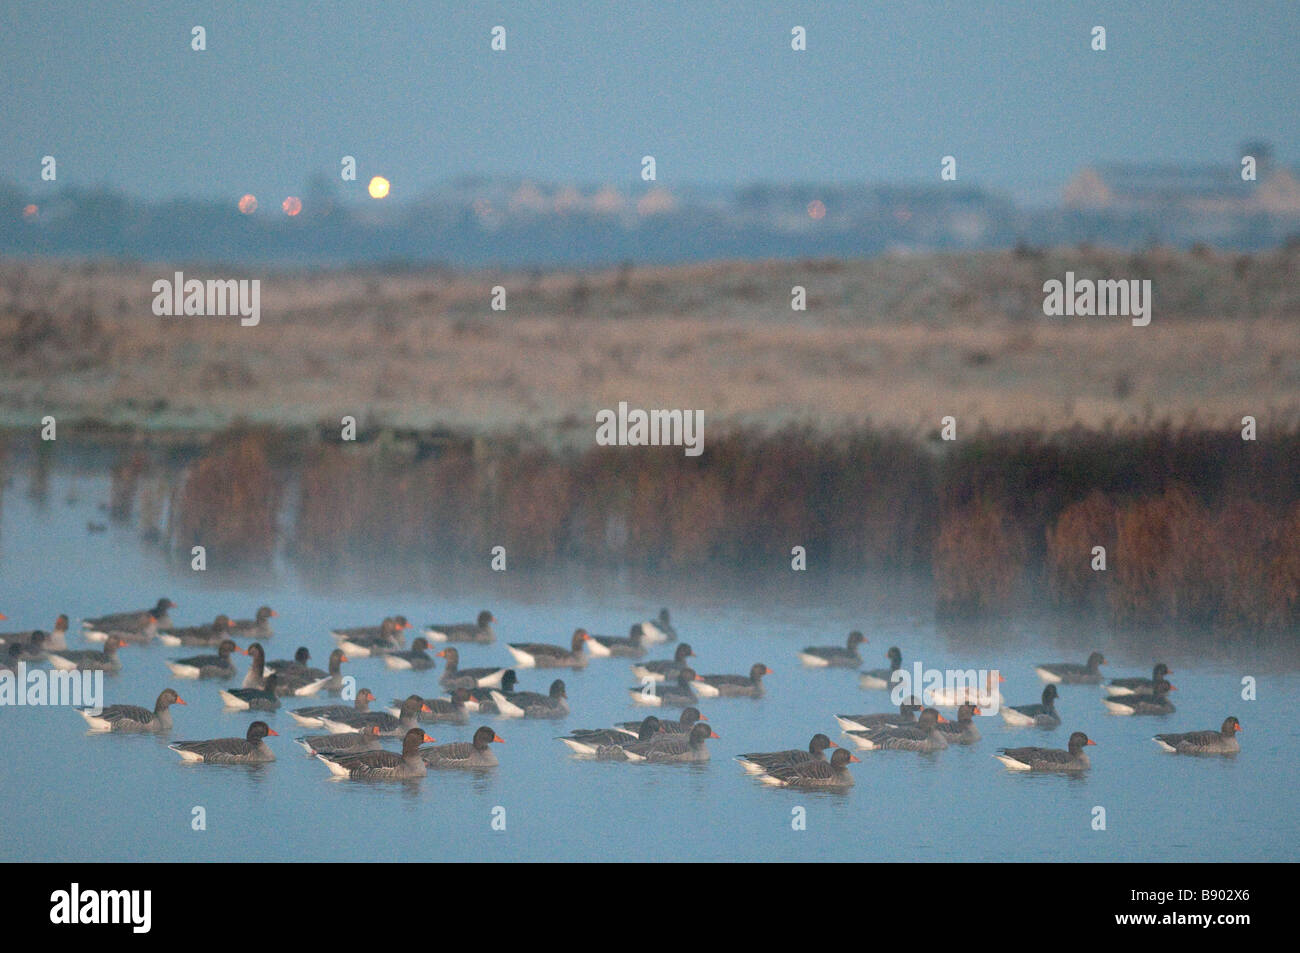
[2,464,1295,862]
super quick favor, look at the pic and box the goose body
[630,643,694,682]
[1035,652,1106,684]
[935,703,982,744]
[156,615,234,648]
[80,688,185,733]
[628,669,698,708]
[799,631,866,668]
[586,624,648,659]
[693,663,769,699]
[595,722,716,763]
[170,721,276,763]
[320,695,429,736]
[423,610,496,644]
[317,727,432,780]
[47,637,126,672]
[2,615,70,651]
[289,688,376,727]
[487,679,568,719]
[1154,717,1241,755]
[857,647,903,690]
[420,725,504,768]
[846,708,949,752]
[1106,663,1172,697]
[219,674,282,711]
[559,717,654,755]
[759,748,859,788]
[436,647,506,689]
[84,598,174,642]
[230,606,276,641]
[385,637,436,671]
[295,725,383,756]
[995,731,1095,772]
[506,630,590,669]
[167,639,243,679]
[737,733,836,775]
[332,617,408,657]
[835,700,921,732]
[615,707,704,736]
[1000,684,1061,728]
[1103,680,1175,716]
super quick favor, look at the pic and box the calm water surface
[1,472,1296,862]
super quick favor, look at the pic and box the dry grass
[0,248,1297,435]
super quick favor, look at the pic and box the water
[2,471,1296,862]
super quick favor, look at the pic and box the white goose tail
[293,676,332,697]
[218,690,250,710]
[505,645,536,668]
[994,754,1033,771]
[316,754,352,777]
[489,690,525,718]
[79,709,113,732]
[1000,708,1035,727]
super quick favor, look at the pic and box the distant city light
[22,204,38,220]
[368,176,391,199]
[807,200,826,220]
[282,196,302,216]
[238,194,258,214]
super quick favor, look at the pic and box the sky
[3,1,1297,203]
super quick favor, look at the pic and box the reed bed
[138,422,1300,628]
[169,428,280,564]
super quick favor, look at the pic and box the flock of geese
[0,602,1243,786]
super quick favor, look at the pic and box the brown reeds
[1045,491,1118,607]
[934,500,1028,614]
[155,421,1300,628]
[171,428,279,563]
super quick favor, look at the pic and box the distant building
[1063,146,1300,214]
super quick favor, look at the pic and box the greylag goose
[419,725,504,768]
[423,610,496,644]
[995,731,1095,772]
[1154,716,1241,755]
[799,631,866,668]
[1035,652,1106,684]
[170,720,276,763]
[79,688,185,733]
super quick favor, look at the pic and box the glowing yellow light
[282,196,302,216]
[22,204,38,220]
[368,176,391,199]
[807,200,826,220]
[238,194,258,214]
